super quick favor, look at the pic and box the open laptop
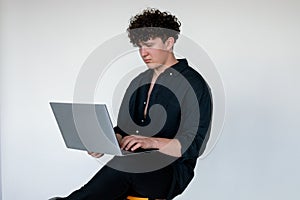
[50,102,157,156]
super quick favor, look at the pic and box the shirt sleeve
[113,126,128,137]
[175,78,212,160]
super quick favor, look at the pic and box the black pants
[63,164,174,200]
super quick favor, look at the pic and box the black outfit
[64,59,212,200]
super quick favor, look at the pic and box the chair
[126,196,165,200]
[126,196,148,200]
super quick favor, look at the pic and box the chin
[146,63,160,69]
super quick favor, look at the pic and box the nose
[139,47,149,57]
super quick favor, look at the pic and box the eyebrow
[140,41,154,45]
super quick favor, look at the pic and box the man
[51,8,212,200]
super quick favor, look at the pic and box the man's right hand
[87,152,104,158]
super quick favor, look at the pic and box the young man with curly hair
[51,8,212,200]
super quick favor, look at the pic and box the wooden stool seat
[126,196,165,200]
[127,196,148,200]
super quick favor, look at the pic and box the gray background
[1,0,300,199]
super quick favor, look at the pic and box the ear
[165,37,175,51]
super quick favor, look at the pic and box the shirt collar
[144,58,189,78]
[165,58,189,76]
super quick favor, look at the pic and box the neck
[153,54,178,77]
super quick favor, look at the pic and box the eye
[145,43,153,47]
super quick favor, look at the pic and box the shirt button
[141,120,144,123]
[136,130,139,134]
[170,72,173,76]
[143,101,146,105]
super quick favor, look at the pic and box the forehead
[138,37,164,45]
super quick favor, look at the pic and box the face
[138,37,172,70]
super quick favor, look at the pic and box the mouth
[144,59,151,63]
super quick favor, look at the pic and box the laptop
[50,102,157,156]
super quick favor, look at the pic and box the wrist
[151,138,160,149]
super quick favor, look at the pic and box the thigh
[131,166,174,199]
[65,165,131,200]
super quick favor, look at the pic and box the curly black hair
[127,8,181,46]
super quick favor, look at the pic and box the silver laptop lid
[50,102,122,155]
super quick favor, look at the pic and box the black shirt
[114,59,212,198]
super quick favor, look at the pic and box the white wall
[1,0,300,199]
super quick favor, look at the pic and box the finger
[125,139,143,151]
[130,143,142,151]
[124,139,137,150]
[121,135,146,150]
[120,137,128,149]
[120,136,135,149]
[88,152,103,158]
[93,153,103,158]
[122,137,138,150]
